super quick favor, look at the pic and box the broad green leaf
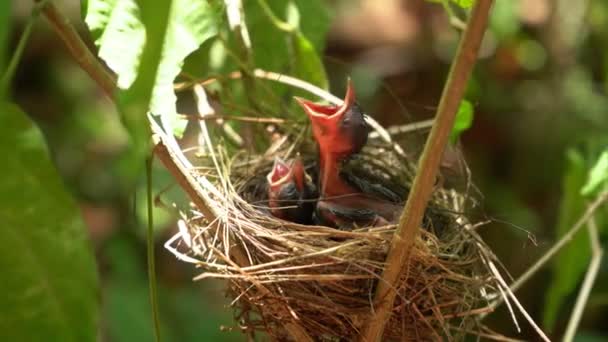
[581,150,608,196]
[0,103,98,341]
[286,2,328,90]
[290,32,328,90]
[84,0,221,137]
[245,0,331,82]
[544,149,591,330]
[449,99,474,144]
[85,0,144,89]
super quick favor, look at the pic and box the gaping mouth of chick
[294,98,347,120]
[294,79,355,120]
[267,159,292,186]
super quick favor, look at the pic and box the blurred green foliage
[544,149,591,329]
[0,103,98,341]
[582,150,608,196]
[450,99,474,145]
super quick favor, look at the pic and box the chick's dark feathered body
[267,157,317,224]
[296,80,403,229]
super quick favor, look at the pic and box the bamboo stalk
[358,1,493,341]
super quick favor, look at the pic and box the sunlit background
[7,0,608,340]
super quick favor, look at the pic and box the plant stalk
[358,1,493,341]
[146,156,162,342]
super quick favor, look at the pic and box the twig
[488,190,608,312]
[368,119,434,139]
[488,262,551,342]
[36,0,116,98]
[151,127,313,342]
[358,1,493,341]
[256,0,295,33]
[562,217,603,342]
[179,113,286,124]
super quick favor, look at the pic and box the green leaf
[581,150,608,196]
[449,99,474,144]
[426,0,474,10]
[290,31,328,90]
[544,149,591,330]
[245,0,331,81]
[84,0,221,137]
[0,103,98,341]
[85,0,144,89]
[452,0,474,8]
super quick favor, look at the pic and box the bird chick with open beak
[266,156,316,224]
[295,80,402,229]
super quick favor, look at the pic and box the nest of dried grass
[163,75,504,341]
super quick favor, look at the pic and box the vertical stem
[146,156,162,342]
[225,0,259,109]
[358,1,493,341]
[493,190,608,308]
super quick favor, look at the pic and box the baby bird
[266,156,316,224]
[295,80,402,229]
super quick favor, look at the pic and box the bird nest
[162,74,505,341]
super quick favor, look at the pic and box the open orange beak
[267,156,309,193]
[267,157,292,189]
[294,79,356,131]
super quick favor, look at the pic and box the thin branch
[36,0,116,98]
[487,190,608,313]
[256,0,296,33]
[151,128,313,342]
[358,1,494,341]
[562,217,603,342]
[488,262,551,342]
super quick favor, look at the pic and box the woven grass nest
[164,74,503,341]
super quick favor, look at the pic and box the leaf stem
[224,0,259,110]
[256,0,296,33]
[146,156,162,342]
[358,1,493,341]
[0,0,50,97]
[487,190,608,313]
